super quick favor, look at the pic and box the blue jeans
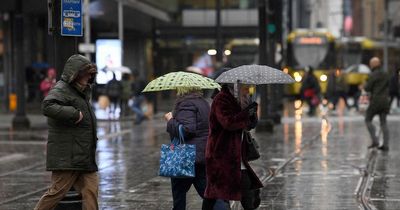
[131,95,145,123]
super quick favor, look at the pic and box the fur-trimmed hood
[61,54,96,84]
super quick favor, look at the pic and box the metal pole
[151,18,159,114]
[292,0,297,29]
[118,0,124,65]
[383,0,389,72]
[370,0,375,37]
[259,0,267,66]
[282,0,288,61]
[216,0,223,63]
[84,0,91,60]
[12,0,30,129]
[2,13,11,112]
[257,0,274,132]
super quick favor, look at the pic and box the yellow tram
[285,29,337,96]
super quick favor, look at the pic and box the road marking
[0,161,45,177]
[0,141,46,145]
[282,115,400,124]
[0,186,49,206]
[0,129,133,145]
[370,198,400,202]
[0,153,26,162]
[98,129,132,140]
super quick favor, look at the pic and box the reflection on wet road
[1,102,400,209]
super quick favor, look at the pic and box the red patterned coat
[204,86,263,201]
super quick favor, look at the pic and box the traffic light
[268,0,282,40]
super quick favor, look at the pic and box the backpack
[106,79,122,98]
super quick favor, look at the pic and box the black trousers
[203,170,261,210]
[171,164,206,210]
[365,109,389,147]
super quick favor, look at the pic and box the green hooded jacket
[42,54,98,171]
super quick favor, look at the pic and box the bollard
[54,188,82,210]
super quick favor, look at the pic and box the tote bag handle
[172,124,186,145]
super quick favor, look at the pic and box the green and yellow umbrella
[142,71,221,92]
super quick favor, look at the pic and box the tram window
[293,44,329,69]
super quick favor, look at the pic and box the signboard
[95,39,122,84]
[295,36,328,45]
[79,43,95,53]
[61,0,83,36]
[297,37,324,45]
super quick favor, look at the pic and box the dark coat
[326,72,336,99]
[42,55,98,172]
[364,67,390,113]
[166,93,210,164]
[204,87,263,201]
[300,72,320,98]
[389,70,399,95]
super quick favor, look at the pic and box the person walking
[364,57,390,151]
[300,66,321,116]
[326,68,337,108]
[335,68,349,109]
[34,54,99,210]
[164,86,211,210]
[131,73,147,124]
[203,84,263,210]
[39,68,57,98]
[105,72,123,118]
[326,68,349,111]
[120,73,133,117]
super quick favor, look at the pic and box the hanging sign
[61,0,83,36]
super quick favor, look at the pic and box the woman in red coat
[203,84,263,210]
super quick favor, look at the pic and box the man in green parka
[364,57,390,151]
[35,54,99,210]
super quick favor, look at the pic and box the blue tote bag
[159,124,196,178]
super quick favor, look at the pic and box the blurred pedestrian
[120,73,133,117]
[389,67,400,108]
[300,66,321,116]
[34,54,99,210]
[335,68,349,109]
[105,72,123,118]
[364,57,390,151]
[40,68,57,98]
[348,84,361,111]
[326,68,349,110]
[131,73,147,124]
[164,86,211,210]
[203,84,263,210]
[326,68,337,109]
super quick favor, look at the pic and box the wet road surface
[1,102,400,209]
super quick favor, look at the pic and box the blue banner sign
[61,0,83,36]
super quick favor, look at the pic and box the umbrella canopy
[215,64,295,85]
[108,66,131,74]
[344,64,371,74]
[142,71,221,92]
